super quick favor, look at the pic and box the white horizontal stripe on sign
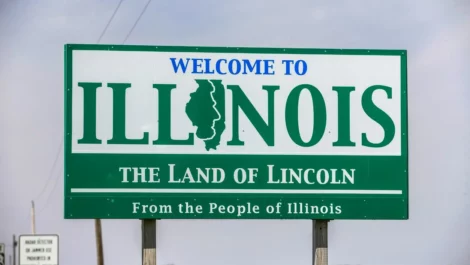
[71,188,402,195]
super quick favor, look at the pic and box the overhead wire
[97,0,125,44]
[35,0,153,214]
[122,0,152,44]
[33,138,63,202]
[34,0,126,214]
[36,164,63,215]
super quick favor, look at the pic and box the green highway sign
[64,44,408,220]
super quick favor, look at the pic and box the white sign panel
[71,50,402,156]
[19,235,58,265]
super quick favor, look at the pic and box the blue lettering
[191,58,204,74]
[294,60,307,75]
[169,58,190,73]
[282,60,294,75]
[169,58,280,75]
[228,59,241,75]
[263,60,275,75]
[204,59,215,74]
[216,59,227,75]
[242,59,261,74]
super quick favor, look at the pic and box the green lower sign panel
[64,44,408,220]
[66,196,406,219]
[64,154,408,219]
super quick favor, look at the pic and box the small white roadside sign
[19,235,58,265]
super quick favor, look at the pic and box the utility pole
[31,201,36,234]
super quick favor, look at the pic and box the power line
[33,138,63,201]
[36,165,62,215]
[122,0,152,44]
[97,0,125,43]
[33,0,126,213]
[37,0,150,211]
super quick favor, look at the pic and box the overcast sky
[1,0,469,265]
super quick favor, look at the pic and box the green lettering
[107,83,149,145]
[153,84,194,145]
[77,82,102,144]
[285,84,326,147]
[332,86,355,147]
[361,85,395,147]
[227,85,279,146]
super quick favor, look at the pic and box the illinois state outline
[185,79,226,150]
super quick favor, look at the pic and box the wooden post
[95,219,104,265]
[313,220,329,265]
[141,220,157,265]
[31,201,36,235]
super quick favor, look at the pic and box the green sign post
[64,44,408,220]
